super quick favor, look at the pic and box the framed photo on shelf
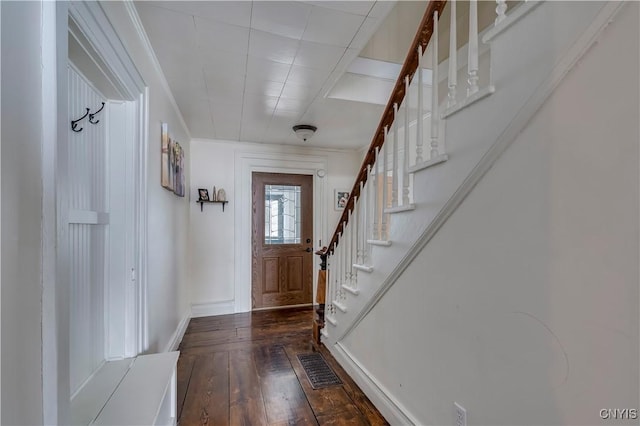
[334,190,349,210]
[198,188,210,201]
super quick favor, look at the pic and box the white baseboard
[327,342,421,426]
[191,300,235,318]
[164,308,191,353]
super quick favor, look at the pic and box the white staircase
[320,1,631,423]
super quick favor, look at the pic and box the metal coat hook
[71,108,90,133]
[89,102,105,125]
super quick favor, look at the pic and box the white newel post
[468,0,479,96]
[416,45,424,164]
[448,0,457,108]
[403,77,410,206]
[430,10,440,158]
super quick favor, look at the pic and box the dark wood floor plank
[179,330,313,355]
[176,354,196,422]
[229,349,269,426]
[177,307,387,426]
[254,345,318,426]
[317,345,389,426]
[282,344,367,424]
[179,352,229,426]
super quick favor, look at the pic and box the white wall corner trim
[327,343,423,425]
[191,300,235,318]
[337,0,627,343]
[163,308,191,352]
[122,0,191,139]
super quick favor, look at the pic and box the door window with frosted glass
[264,185,302,244]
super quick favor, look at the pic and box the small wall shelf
[197,200,228,212]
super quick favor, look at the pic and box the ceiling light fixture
[292,124,317,142]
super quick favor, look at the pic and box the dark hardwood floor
[177,307,388,426]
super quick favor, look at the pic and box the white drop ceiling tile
[136,3,198,46]
[252,2,312,40]
[163,65,206,90]
[194,17,250,55]
[248,30,300,65]
[304,1,374,17]
[368,1,397,19]
[204,68,245,92]
[275,97,309,113]
[280,81,319,101]
[246,56,292,83]
[303,6,364,47]
[154,42,201,71]
[201,49,247,76]
[244,77,284,98]
[293,42,346,70]
[173,86,210,109]
[240,126,269,143]
[188,119,216,139]
[208,92,245,108]
[152,1,252,28]
[286,65,330,88]
[351,17,380,50]
[265,116,300,138]
[210,102,243,122]
[243,93,280,114]
[242,110,272,129]
[216,125,241,141]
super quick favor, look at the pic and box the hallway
[176,307,388,425]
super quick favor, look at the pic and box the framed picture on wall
[335,190,349,210]
[198,188,210,201]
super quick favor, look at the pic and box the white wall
[1,2,44,424]
[101,3,191,352]
[189,139,360,314]
[341,3,639,425]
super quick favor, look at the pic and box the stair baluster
[359,181,366,264]
[448,0,457,108]
[381,129,388,240]
[467,0,479,96]
[372,148,379,240]
[403,77,411,206]
[392,103,399,208]
[431,10,440,158]
[495,0,507,25]
[416,45,424,164]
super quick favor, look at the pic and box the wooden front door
[252,173,314,309]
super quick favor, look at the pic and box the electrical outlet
[454,402,467,426]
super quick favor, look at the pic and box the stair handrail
[327,0,447,254]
